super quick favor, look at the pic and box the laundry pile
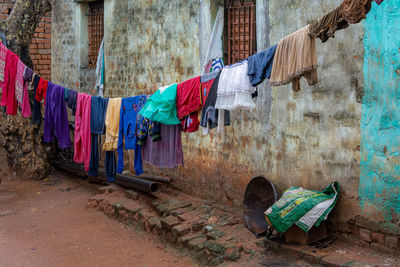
[0,0,384,181]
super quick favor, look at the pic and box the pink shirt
[0,41,7,85]
[15,59,25,106]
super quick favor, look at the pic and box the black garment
[32,75,41,125]
[200,72,230,130]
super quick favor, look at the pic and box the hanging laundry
[309,6,349,43]
[202,6,224,75]
[95,38,104,97]
[200,70,220,103]
[177,76,202,119]
[181,112,200,133]
[247,45,277,87]
[105,151,116,183]
[137,115,161,146]
[117,95,148,175]
[15,59,25,106]
[66,89,78,116]
[270,25,318,92]
[35,77,49,103]
[215,60,256,111]
[20,85,31,118]
[0,41,7,90]
[142,124,184,168]
[177,76,203,133]
[43,82,71,149]
[74,93,92,172]
[200,71,230,135]
[23,66,33,85]
[1,50,18,115]
[340,0,372,24]
[139,84,180,125]
[103,98,122,151]
[31,75,42,124]
[89,96,109,177]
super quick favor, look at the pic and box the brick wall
[30,13,52,80]
[0,0,52,80]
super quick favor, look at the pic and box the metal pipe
[136,174,174,184]
[52,161,162,194]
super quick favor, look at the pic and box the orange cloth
[270,25,318,92]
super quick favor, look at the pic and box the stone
[172,224,191,237]
[0,210,13,217]
[371,232,385,245]
[359,229,372,242]
[355,215,380,232]
[177,233,204,247]
[192,219,207,232]
[371,242,395,255]
[160,216,180,229]
[97,184,122,194]
[204,241,225,254]
[206,230,225,240]
[385,236,398,249]
[148,217,162,230]
[217,216,239,226]
[125,190,139,200]
[188,237,207,251]
[223,246,241,261]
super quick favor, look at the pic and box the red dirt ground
[0,161,196,266]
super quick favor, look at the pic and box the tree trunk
[0,0,52,180]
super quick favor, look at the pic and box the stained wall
[361,1,400,234]
[51,0,399,235]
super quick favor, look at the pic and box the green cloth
[139,84,180,125]
[265,182,339,233]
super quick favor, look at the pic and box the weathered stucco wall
[51,0,96,93]
[105,0,201,97]
[51,0,399,233]
[103,0,366,225]
[361,1,400,234]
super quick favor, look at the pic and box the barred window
[223,0,257,65]
[88,0,104,68]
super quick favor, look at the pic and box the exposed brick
[371,232,385,245]
[359,229,372,242]
[38,44,44,49]
[385,236,398,249]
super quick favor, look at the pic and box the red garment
[35,78,48,103]
[0,50,18,115]
[176,76,202,120]
[201,78,216,105]
[181,111,200,133]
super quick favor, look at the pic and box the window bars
[224,0,257,65]
[88,1,104,69]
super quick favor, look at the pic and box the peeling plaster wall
[103,0,366,223]
[105,0,202,97]
[51,0,399,229]
[51,0,96,94]
[360,1,400,233]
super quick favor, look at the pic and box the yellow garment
[270,25,318,92]
[102,98,122,151]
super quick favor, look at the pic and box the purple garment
[142,124,183,168]
[67,89,78,116]
[43,82,71,149]
[374,0,383,4]
[23,67,33,83]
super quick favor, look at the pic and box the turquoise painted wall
[361,0,400,231]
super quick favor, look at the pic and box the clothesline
[0,0,384,181]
